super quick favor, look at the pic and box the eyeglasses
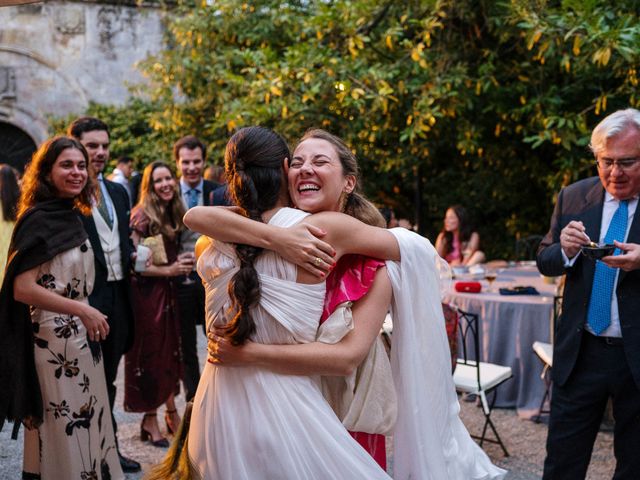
[595,157,640,171]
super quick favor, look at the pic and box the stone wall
[0,0,166,152]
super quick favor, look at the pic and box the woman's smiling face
[49,147,88,198]
[152,166,176,204]
[287,137,355,213]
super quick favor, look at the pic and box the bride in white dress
[183,126,505,480]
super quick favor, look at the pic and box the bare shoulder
[195,235,212,260]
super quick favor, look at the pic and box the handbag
[142,234,168,265]
[454,281,482,293]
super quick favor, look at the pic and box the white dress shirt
[562,192,638,337]
[180,178,204,209]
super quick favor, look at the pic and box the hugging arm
[184,206,336,276]
[306,211,400,262]
[183,207,401,273]
[208,268,392,375]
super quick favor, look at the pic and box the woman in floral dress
[0,136,123,479]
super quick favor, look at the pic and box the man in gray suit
[537,108,640,479]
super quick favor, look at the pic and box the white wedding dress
[188,207,506,480]
[187,207,391,480]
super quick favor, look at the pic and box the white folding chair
[532,341,553,423]
[532,294,560,423]
[453,308,512,456]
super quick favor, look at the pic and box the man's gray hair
[590,108,640,155]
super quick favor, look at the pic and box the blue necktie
[586,200,628,334]
[187,188,199,209]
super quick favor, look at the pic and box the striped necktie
[97,178,113,229]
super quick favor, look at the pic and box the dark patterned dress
[124,208,182,412]
[24,240,123,479]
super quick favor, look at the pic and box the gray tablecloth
[444,266,558,419]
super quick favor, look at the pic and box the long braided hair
[224,126,290,345]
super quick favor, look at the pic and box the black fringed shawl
[0,198,88,436]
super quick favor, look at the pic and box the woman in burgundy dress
[124,161,193,447]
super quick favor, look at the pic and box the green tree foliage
[53,0,640,258]
[50,98,167,173]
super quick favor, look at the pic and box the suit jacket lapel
[105,180,132,269]
[203,180,214,206]
[582,180,604,243]
[81,213,107,269]
[580,180,605,292]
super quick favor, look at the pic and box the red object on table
[454,281,482,293]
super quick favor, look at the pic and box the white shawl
[387,228,506,480]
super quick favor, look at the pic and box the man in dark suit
[537,108,640,479]
[211,183,233,206]
[68,117,141,473]
[174,135,218,401]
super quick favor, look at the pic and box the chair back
[456,308,482,390]
[442,303,459,373]
[514,234,544,261]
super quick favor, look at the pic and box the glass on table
[484,269,498,292]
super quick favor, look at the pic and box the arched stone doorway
[0,121,36,172]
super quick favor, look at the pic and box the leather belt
[587,332,624,346]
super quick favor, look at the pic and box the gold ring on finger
[314,257,322,266]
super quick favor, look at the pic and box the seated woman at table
[435,205,485,266]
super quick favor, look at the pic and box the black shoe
[119,453,142,473]
[140,413,170,448]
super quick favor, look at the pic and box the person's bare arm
[14,267,109,342]
[184,206,335,276]
[461,231,481,266]
[208,268,392,375]
[305,211,400,262]
[435,232,446,258]
[195,234,211,260]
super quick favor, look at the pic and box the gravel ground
[0,330,615,479]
